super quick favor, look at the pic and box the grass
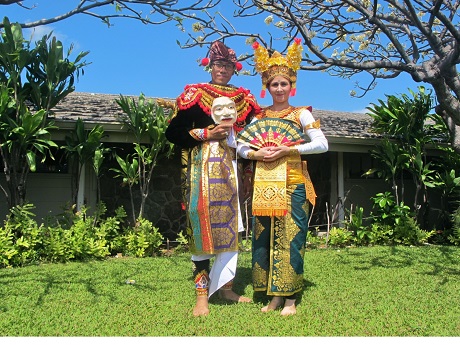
[1,245,460,336]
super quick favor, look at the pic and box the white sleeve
[236,117,258,159]
[237,143,252,159]
[295,108,328,155]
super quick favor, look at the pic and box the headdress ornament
[252,38,303,98]
[200,41,243,73]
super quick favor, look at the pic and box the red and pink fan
[236,118,305,149]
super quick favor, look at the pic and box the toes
[238,296,252,303]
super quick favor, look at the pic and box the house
[0,92,426,239]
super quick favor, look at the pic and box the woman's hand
[256,146,290,162]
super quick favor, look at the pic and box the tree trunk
[431,78,460,153]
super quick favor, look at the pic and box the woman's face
[268,76,291,103]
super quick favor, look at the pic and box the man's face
[210,60,234,86]
[211,97,237,124]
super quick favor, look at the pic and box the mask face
[211,96,237,124]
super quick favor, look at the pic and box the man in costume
[237,38,328,316]
[165,41,260,316]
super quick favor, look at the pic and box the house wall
[0,153,186,240]
[99,149,186,241]
[0,148,444,237]
[338,151,444,230]
[0,173,72,220]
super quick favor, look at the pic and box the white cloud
[22,24,82,56]
[24,25,69,45]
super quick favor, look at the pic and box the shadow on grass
[208,266,253,305]
[209,267,316,308]
[250,277,316,307]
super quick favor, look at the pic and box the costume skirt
[187,140,239,255]
[252,183,309,296]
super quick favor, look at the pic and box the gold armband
[247,150,256,160]
[303,119,321,130]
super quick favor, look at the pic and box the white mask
[211,96,237,124]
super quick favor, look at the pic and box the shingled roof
[51,92,379,140]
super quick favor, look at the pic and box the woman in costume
[165,41,260,316]
[237,38,328,316]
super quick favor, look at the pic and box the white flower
[192,22,203,32]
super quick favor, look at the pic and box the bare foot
[280,298,296,316]
[261,296,283,312]
[193,295,209,317]
[219,289,252,303]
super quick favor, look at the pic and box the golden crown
[252,38,303,98]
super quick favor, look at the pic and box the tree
[0,17,88,209]
[365,86,453,227]
[111,93,174,225]
[177,1,460,152]
[62,118,109,208]
[0,1,217,28]
[3,1,459,152]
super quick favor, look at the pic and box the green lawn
[1,245,460,336]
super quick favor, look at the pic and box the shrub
[0,224,17,267]
[306,229,326,249]
[327,227,353,247]
[448,206,460,245]
[122,218,164,258]
[0,202,165,268]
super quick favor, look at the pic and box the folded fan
[236,118,305,149]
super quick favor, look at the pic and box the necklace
[264,106,295,119]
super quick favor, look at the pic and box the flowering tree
[177,0,460,152]
[2,0,460,152]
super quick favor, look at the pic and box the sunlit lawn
[1,245,460,337]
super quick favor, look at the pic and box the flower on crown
[252,38,303,98]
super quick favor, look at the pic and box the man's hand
[208,123,233,140]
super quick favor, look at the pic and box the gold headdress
[252,38,303,98]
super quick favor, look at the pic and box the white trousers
[192,251,238,298]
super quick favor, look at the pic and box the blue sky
[2,1,424,113]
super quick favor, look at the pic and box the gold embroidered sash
[252,157,288,217]
[301,160,316,207]
[252,155,316,216]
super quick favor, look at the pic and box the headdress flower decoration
[200,41,243,74]
[252,37,303,98]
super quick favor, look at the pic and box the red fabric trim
[176,83,261,132]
